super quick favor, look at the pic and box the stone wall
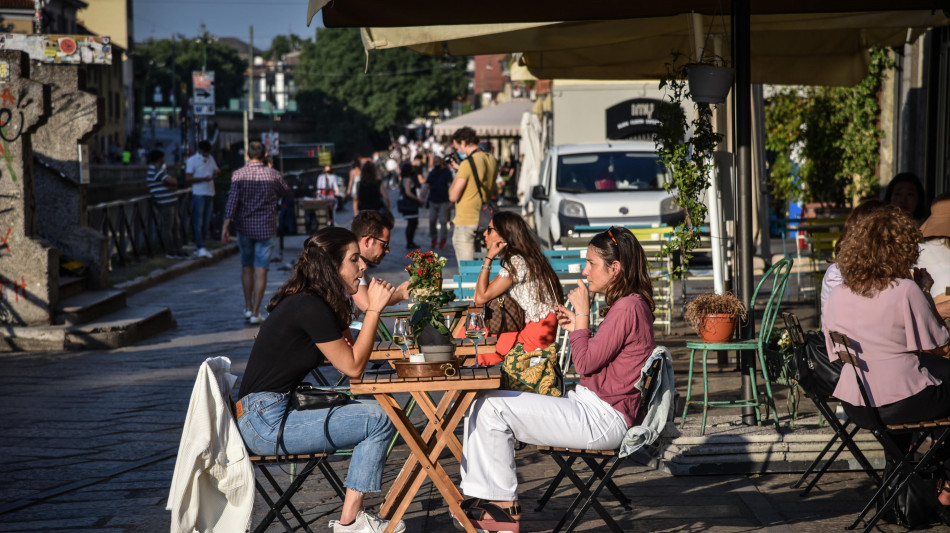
[0,51,54,325]
[30,62,106,288]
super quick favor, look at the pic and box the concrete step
[58,275,88,300]
[658,413,885,476]
[0,305,176,352]
[55,289,127,325]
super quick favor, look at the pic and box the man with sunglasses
[351,211,410,313]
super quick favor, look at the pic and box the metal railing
[87,189,194,268]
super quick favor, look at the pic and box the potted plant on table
[404,250,457,359]
[684,291,747,343]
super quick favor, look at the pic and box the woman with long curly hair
[235,227,406,533]
[819,199,888,315]
[824,206,950,502]
[473,211,563,364]
[456,227,656,533]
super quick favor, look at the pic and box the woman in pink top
[824,207,950,498]
[455,227,656,533]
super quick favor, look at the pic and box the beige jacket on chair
[167,356,254,533]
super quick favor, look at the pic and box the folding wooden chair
[781,314,879,497]
[231,394,347,533]
[535,349,672,533]
[829,331,950,533]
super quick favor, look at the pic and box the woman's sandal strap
[467,501,520,523]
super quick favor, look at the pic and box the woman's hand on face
[555,304,576,332]
[486,240,507,260]
[567,279,591,315]
[914,267,935,294]
[366,278,396,310]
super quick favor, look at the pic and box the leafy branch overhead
[764,47,891,207]
[297,28,468,134]
[653,61,723,277]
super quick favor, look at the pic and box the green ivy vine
[653,63,723,277]
[765,47,892,208]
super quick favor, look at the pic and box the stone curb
[114,244,240,296]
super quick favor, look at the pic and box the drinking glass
[464,312,486,362]
[392,318,412,359]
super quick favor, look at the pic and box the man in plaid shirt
[221,141,292,324]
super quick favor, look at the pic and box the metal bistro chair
[535,347,674,533]
[829,331,950,533]
[680,257,793,435]
[232,389,347,533]
[782,313,880,497]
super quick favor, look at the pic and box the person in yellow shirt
[448,126,498,265]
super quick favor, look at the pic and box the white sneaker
[248,314,265,325]
[196,248,213,259]
[329,511,405,533]
[243,308,253,319]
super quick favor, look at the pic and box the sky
[132,0,322,48]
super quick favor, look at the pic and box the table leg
[375,391,482,533]
[411,390,465,460]
[380,390,459,517]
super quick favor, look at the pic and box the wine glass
[464,312,486,362]
[392,318,412,360]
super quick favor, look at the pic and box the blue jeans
[237,391,395,493]
[237,234,275,268]
[191,194,214,249]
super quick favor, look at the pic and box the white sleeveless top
[498,255,558,323]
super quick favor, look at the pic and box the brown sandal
[453,499,521,533]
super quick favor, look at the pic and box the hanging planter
[686,63,734,104]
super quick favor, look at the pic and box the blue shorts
[238,234,275,268]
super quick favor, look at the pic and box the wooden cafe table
[352,344,500,533]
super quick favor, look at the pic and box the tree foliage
[265,34,305,61]
[296,28,468,136]
[137,35,246,106]
[765,48,892,208]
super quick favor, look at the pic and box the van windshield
[555,151,668,193]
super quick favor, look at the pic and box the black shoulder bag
[782,313,842,399]
[275,380,350,456]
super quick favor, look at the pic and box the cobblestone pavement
[0,203,944,532]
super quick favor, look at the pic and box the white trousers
[460,387,629,501]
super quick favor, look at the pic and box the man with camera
[447,126,497,264]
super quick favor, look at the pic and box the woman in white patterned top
[473,212,563,364]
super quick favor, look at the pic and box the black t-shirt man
[238,293,342,398]
[426,166,453,204]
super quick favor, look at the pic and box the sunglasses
[366,235,390,250]
[485,226,497,234]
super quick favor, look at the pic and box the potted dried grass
[684,292,747,343]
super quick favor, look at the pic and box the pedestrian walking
[221,141,292,324]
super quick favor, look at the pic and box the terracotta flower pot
[698,313,738,343]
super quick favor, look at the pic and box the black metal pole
[734,0,756,425]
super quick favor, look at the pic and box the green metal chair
[680,257,794,435]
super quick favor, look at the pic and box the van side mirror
[531,185,548,201]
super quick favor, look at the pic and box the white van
[530,141,683,246]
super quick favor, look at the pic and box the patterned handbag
[484,293,525,335]
[501,342,563,397]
